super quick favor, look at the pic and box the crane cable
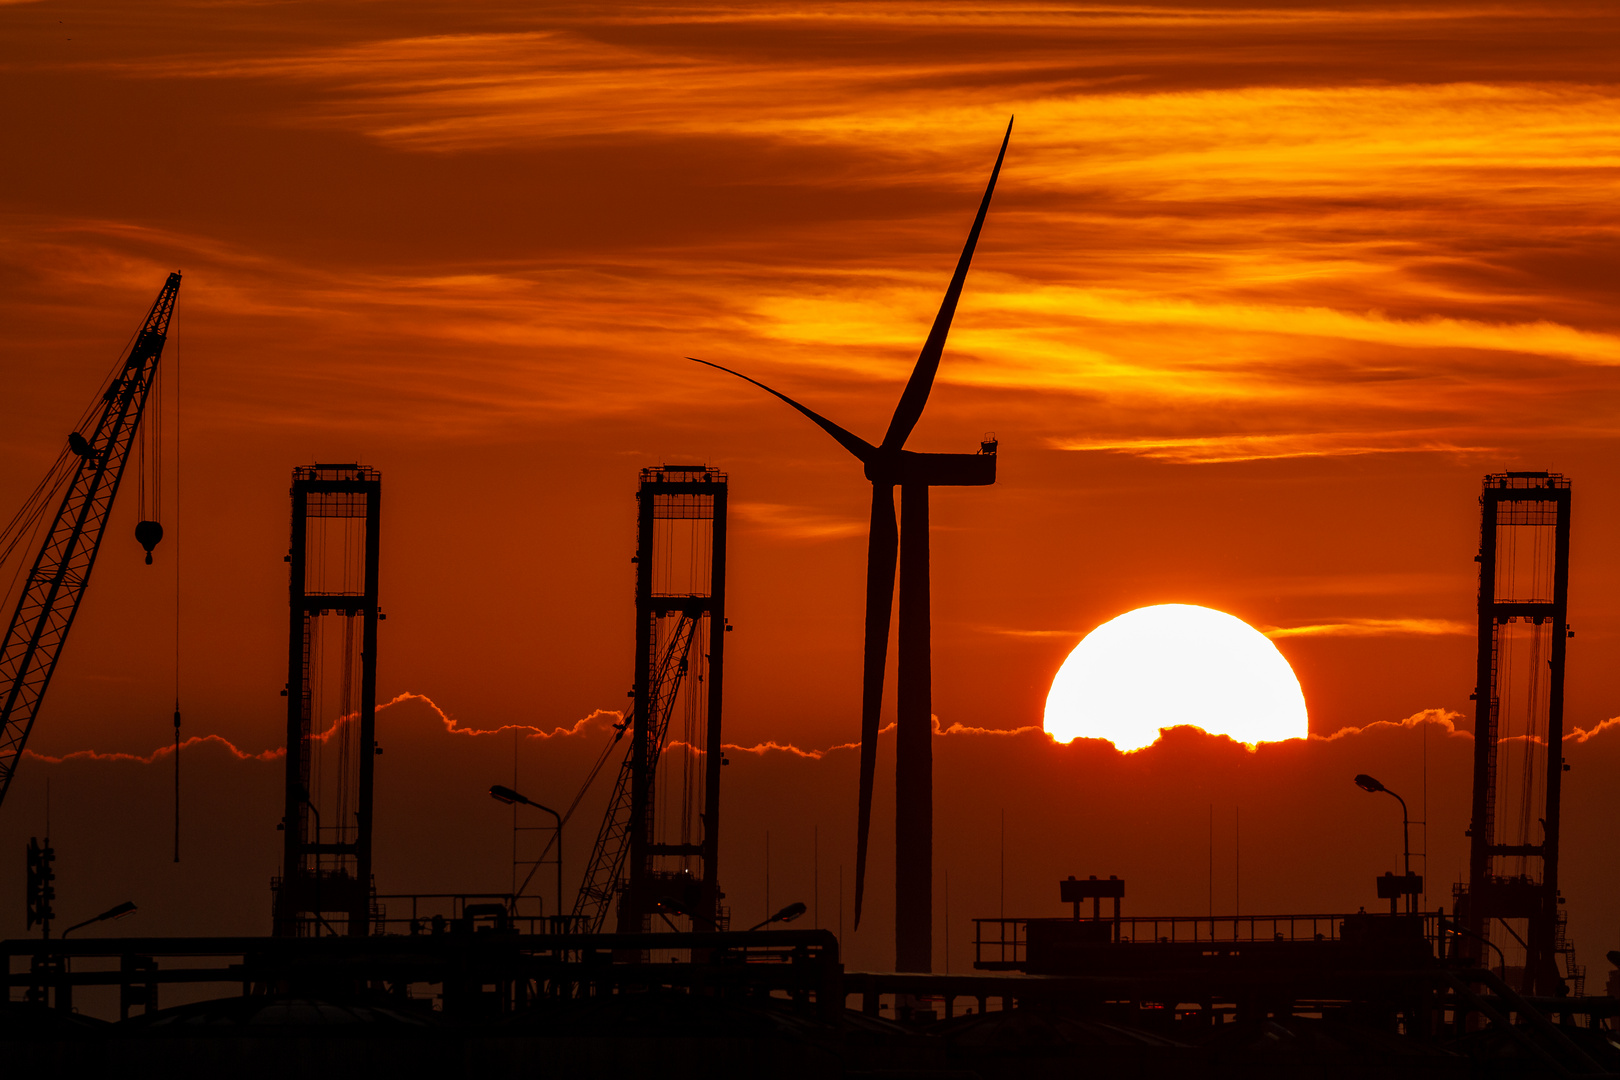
[0,315,149,624]
[0,452,74,608]
[171,308,182,863]
[511,710,631,901]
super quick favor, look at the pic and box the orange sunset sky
[2,0,1619,976]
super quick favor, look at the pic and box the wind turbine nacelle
[868,450,996,488]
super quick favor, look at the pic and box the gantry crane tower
[272,464,383,937]
[0,273,181,810]
[1458,472,1574,996]
[572,465,729,934]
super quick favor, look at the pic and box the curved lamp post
[747,901,807,932]
[1354,773,1414,912]
[490,784,562,924]
[62,900,136,938]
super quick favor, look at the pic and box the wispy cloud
[979,616,1474,641]
[106,24,1620,170]
[1313,708,1469,742]
[936,718,1043,738]
[733,501,865,540]
[976,625,1085,639]
[1266,618,1474,639]
[30,697,1620,773]
[9,0,1620,523]
[1571,716,1620,744]
[14,19,1620,446]
[1051,430,1494,464]
[717,739,830,760]
[21,692,624,766]
[666,714,1046,760]
[1310,706,1620,747]
[23,734,284,766]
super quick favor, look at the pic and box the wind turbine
[691,119,1009,972]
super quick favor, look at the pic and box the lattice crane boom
[571,613,698,932]
[0,273,181,810]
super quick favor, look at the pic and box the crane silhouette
[691,119,1009,971]
[0,273,181,812]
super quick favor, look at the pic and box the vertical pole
[1535,486,1572,993]
[172,710,180,863]
[1467,486,1500,957]
[512,733,519,897]
[352,476,380,936]
[895,482,932,972]
[623,478,657,933]
[172,325,181,865]
[276,477,309,937]
[1401,799,1412,915]
[700,476,727,927]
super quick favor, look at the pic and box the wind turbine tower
[694,120,1010,972]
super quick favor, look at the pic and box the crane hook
[135,520,164,565]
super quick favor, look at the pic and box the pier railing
[974,912,1444,969]
[3,928,843,1019]
[371,892,584,936]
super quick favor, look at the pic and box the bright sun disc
[1044,604,1308,752]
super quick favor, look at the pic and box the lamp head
[1354,774,1385,794]
[489,784,522,805]
[102,901,137,921]
[771,901,807,925]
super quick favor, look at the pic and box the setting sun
[1044,604,1308,752]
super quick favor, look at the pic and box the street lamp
[1451,916,1509,977]
[1354,773,1414,911]
[747,901,807,932]
[490,784,563,925]
[62,900,136,938]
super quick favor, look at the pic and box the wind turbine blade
[852,483,898,930]
[688,357,876,464]
[881,117,1013,452]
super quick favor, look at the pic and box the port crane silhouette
[0,273,181,810]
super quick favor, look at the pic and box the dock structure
[5,906,1619,1077]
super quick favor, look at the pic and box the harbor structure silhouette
[0,169,1616,1080]
[0,274,181,812]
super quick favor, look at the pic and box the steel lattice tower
[272,464,382,937]
[1461,472,1571,995]
[623,465,728,932]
